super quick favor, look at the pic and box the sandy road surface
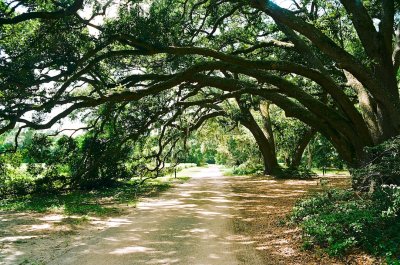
[49,166,264,265]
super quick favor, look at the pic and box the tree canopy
[1,0,400,178]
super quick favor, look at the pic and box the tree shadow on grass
[0,192,122,216]
[0,178,186,217]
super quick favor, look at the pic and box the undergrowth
[0,176,190,216]
[226,163,316,180]
[275,167,317,180]
[290,187,400,263]
[227,163,264,176]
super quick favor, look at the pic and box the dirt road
[50,166,264,265]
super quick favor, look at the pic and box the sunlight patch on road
[208,196,232,203]
[195,211,222,216]
[29,223,52,231]
[110,246,156,254]
[189,228,208,233]
[102,218,131,228]
[208,253,220,259]
[146,258,180,264]
[138,199,183,209]
[39,214,64,222]
[225,235,252,241]
[0,235,38,242]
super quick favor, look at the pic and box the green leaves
[351,136,400,190]
[291,188,400,258]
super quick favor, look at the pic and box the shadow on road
[1,166,357,265]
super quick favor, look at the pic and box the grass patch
[174,176,190,182]
[0,175,191,217]
[19,259,45,265]
[311,168,349,175]
[0,191,129,216]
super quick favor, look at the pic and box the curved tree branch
[0,0,84,25]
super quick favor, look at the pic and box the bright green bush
[230,162,264,175]
[291,188,400,261]
[0,166,35,197]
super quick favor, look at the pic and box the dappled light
[42,167,248,264]
[0,165,380,264]
[110,246,157,254]
[0,165,356,264]
[0,235,38,242]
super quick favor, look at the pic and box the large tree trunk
[289,128,316,169]
[259,101,277,158]
[245,121,279,175]
[235,100,280,175]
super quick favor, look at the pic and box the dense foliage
[291,188,400,261]
[352,136,400,190]
[0,131,133,196]
[291,137,400,260]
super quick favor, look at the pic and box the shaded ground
[1,166,376,264]
[229,174,377,265]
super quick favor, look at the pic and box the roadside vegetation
[0,128,194,215]
[0,175,190,216]
[291,188,400,262]
[291,137,400,263]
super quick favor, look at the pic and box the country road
[50,166,264,265]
